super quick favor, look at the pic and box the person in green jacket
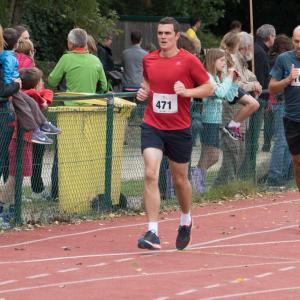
[48,28,107,98]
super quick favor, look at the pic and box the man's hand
[286,64,299,84]
[40,101,48,111]
[254,81,262,96]
[13,78,22,89]
[137,82,150,101]
[174,81,188,97]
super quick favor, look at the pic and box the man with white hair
[255,24,276,152]
[215,31,261,185]
[48,28,107,95]
[269,25,300,204]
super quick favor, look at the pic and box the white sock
[148,222,158,234]
[180,212,191,226]
[228,120,240,128]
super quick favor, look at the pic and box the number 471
[156,100,171,110]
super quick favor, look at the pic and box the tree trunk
[9,0,25,26]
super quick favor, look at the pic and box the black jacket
[254,37,271,90]
[0,69,19,98]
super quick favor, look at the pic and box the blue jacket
[0,50,19,85]
[202,73,239,124]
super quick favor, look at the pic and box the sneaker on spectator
[32,129,53,145]
[176,222,192,250]
[223,125,242,141]
[40,122,61,135]
[138,230,161,250]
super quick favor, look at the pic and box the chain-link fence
[0,94,294,228]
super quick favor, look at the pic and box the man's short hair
[131,30,142,44]
[238,31,253,49]
[189,16,201,27]
[256,24,276,42]
[19,67,43,90]
[159,17,180,33]
[68,28,87,48]
[230,20,242,31]
[3,28,19,50]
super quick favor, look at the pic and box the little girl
[15,38,35,69]
[192,48,240,193]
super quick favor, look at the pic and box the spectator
[186,16,202,55]
[0,27,59,144]
[121,30,148,92]
[15,38,35,69]
[266,34,294,186]
[254,24,276,152]
[87,34,97,55]
[48,28,107,96]
[14,25,30,40]
[192,48,240,193]
[230,20,242,33]
[215,31,261,185]
[220,31,260,140]
[0,25,20,188]
[97,35,114,75]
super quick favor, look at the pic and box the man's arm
[137,79,150,101]
[269,64,299,95]
[98,63,108,93]
[48,56,65,88]
[174,80,214,98]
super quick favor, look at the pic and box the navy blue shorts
[229,87,248,105]
[283,117,300,155]
[140,123,193,163]
[200,123,220,148]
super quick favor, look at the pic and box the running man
[137,17,214,250]
[269,25,300,200]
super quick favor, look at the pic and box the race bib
[153,93,178,114]
[291,68,300,86]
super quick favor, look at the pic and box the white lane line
[153,297,169,300]
[2,231,299,266]
[86,263,108,268]
[26,273,50,279]
[190,224,295,248]
[57,268,80,273]
[255,272,273,278]
[199,285,300,299]
[205,284,222,289]
[1,263,300,295]
[279,266,296,271]
[176,289,198,296]
[0,280,17,286]
[115,258,135,263]
[1,198,298,249]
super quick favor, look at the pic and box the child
[0,67,55,208]
[220,31,259,140]
[192,48,240,193]
[15,38,35,69]
[0,27,60,144]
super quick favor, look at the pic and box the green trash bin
[49,93,136,213]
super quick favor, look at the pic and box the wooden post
[249,0,255,73]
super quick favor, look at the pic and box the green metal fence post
[103,93,114,209]
[14,125,24,225]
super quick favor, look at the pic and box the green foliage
[199,31,221,50]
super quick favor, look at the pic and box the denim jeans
[267,104,292,182]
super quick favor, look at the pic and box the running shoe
[176,222,192,250]
[138,230,161,250]
[32,129,53,145]
[40,122,61,135]
[223,125,242,141]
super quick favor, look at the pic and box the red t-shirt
[143,49,209,130]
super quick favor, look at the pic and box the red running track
[0,191,300,300]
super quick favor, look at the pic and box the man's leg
[169,160,193,250]
[292,154,300,191]
[138,147,163,250]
